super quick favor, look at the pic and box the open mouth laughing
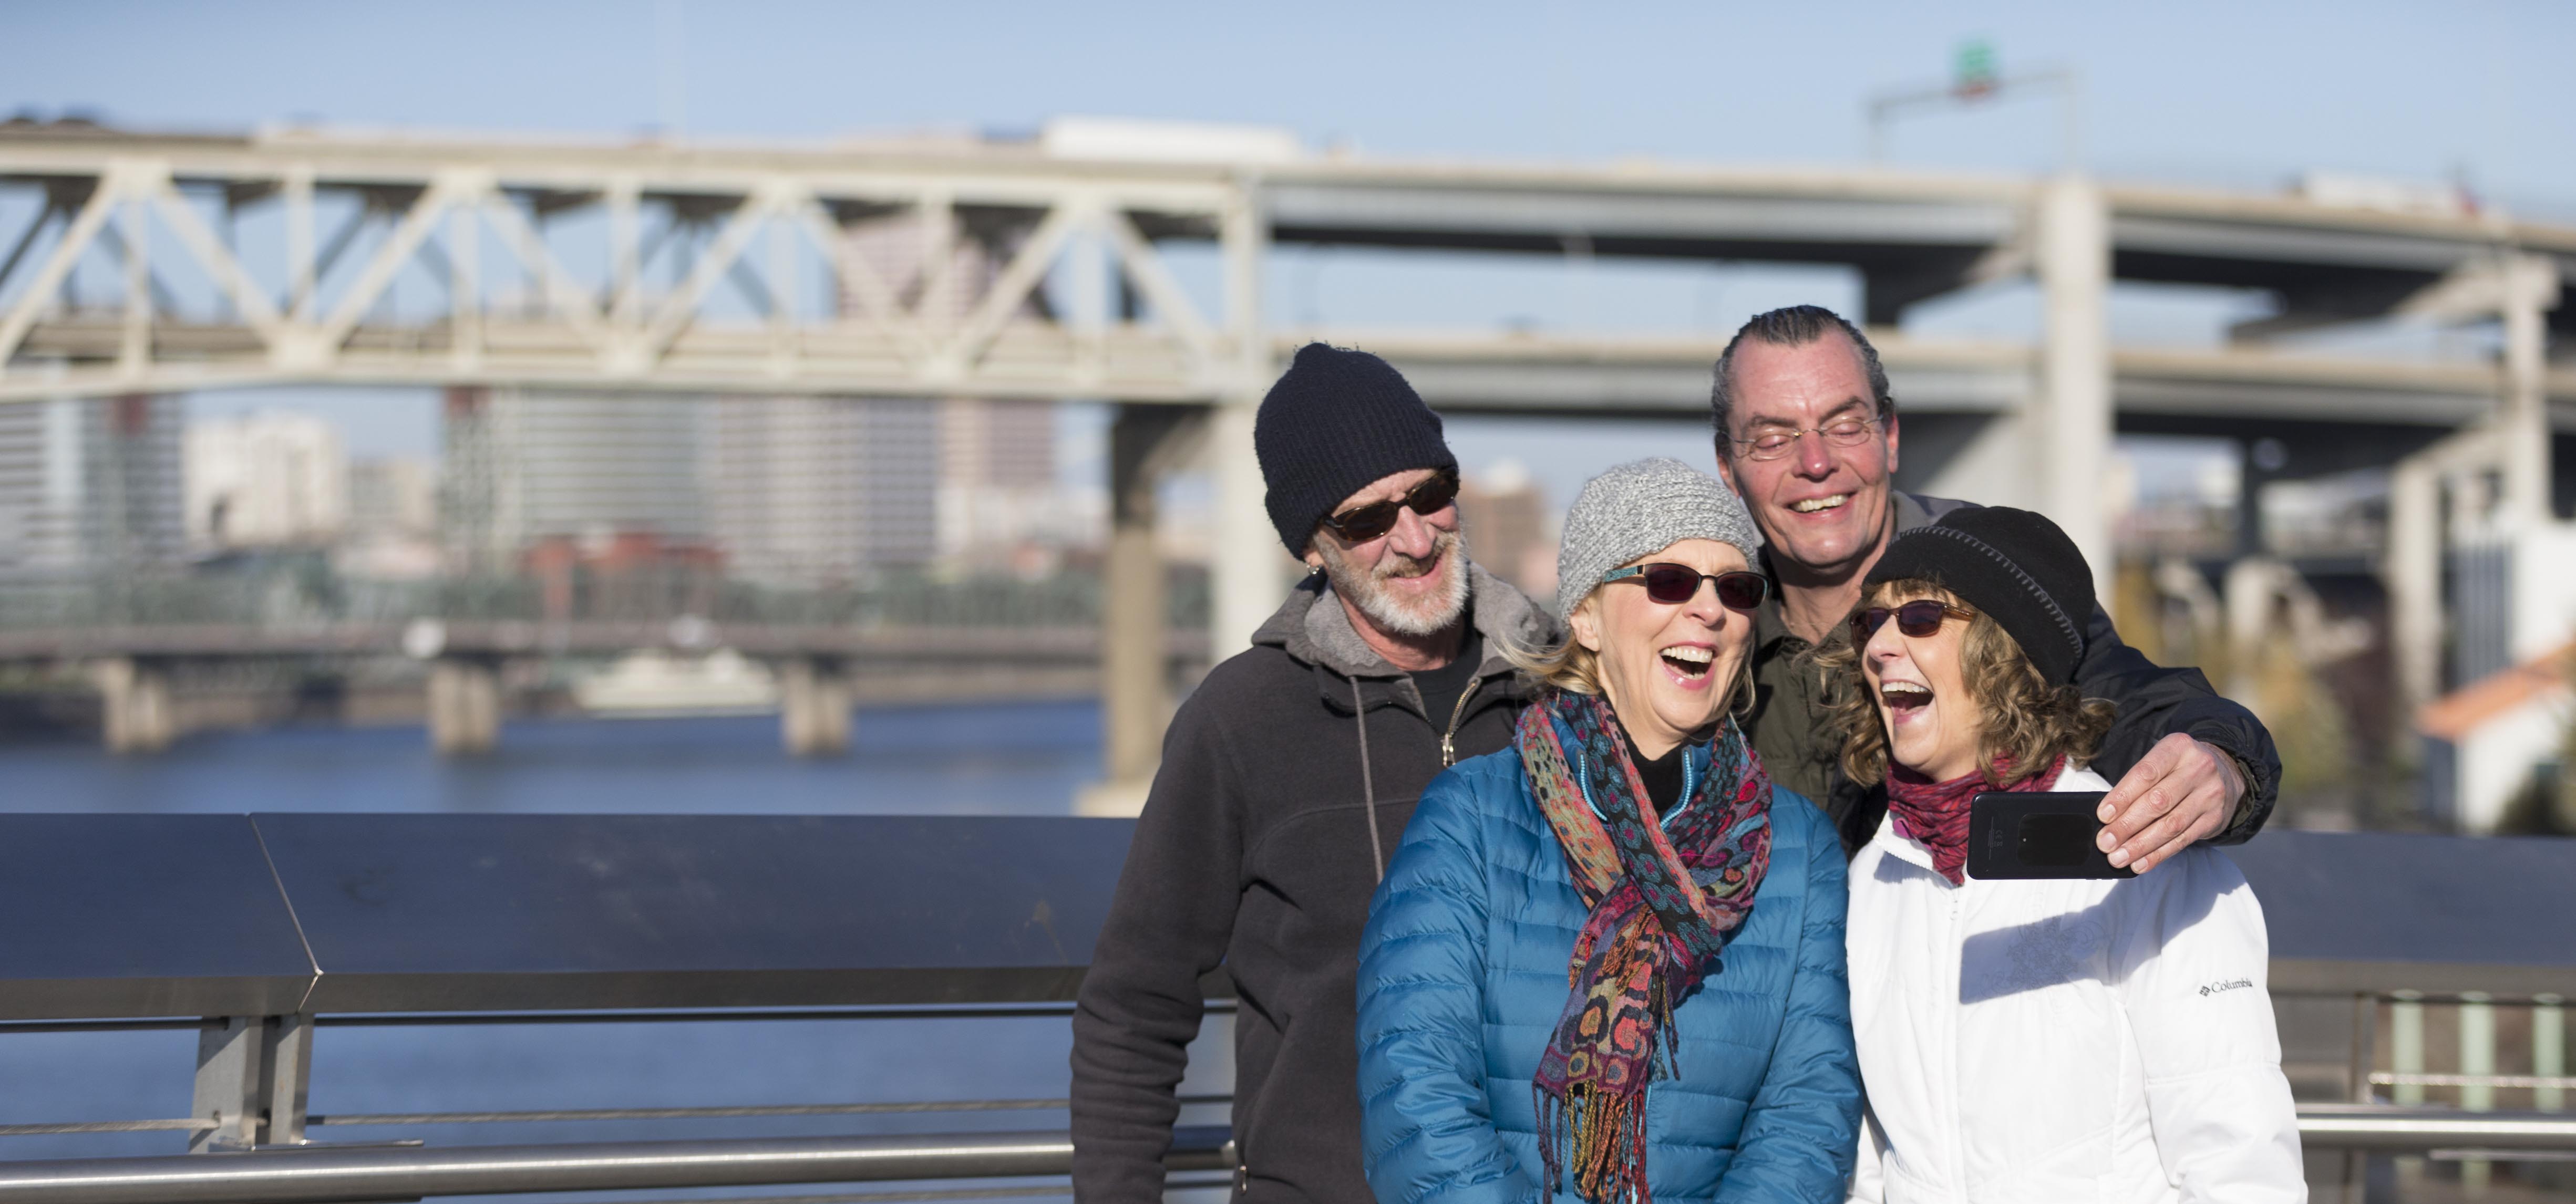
[1880,679,1931,721]
[1660,643,1715,686]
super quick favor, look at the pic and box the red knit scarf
[1883,755,2067,885]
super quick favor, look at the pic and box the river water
[0,700,1233,1182]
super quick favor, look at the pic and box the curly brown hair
[1807,578,2115,787]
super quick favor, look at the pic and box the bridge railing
[0,817,2572,1201]
[0,565,1213,635]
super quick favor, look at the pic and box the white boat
[571,649,780,717]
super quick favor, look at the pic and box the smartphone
[1966,792,2136,880]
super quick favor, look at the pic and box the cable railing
[0,818,2572,1201]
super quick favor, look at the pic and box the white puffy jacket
[1846,764,2305,1204]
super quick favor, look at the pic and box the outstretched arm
[2074,605,2282,873]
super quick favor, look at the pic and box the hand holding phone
[1966,792,2137,880]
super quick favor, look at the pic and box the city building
[705,396,941,585]
[699,213,1070,586]
[184,410,347,549]
[340,455,440,579]
[1456,460,1554,604]
[0,395,186,575]
[2418,641,2573,833]
[440,387,709,573]
[935,397,1064,570]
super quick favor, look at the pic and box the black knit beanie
[1254,343,1457,555]
[1864,506,2094,684]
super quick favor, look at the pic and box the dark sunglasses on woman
[1600,563,1771,610]
[1849,599,1979,641]
[1318,470,1461,543]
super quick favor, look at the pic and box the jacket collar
[1868,811,1944,878]
[1250,562,1558,717]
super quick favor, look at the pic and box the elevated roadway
[1,120,2566,767]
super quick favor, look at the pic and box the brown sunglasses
[1850,599,1978,641]
[1319,470,1460,543]
[1601,563,1770,610]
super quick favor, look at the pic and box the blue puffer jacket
[1357,744,1859,1204]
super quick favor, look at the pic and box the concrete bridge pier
[779,657,851,757]
[2038,173,2115,593]
[92,657,175,754]
[427,658,501,756]
[1080,403,1205,817]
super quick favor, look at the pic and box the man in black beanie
[1072,344,1558,1204]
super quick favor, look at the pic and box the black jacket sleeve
[1070,699,1243,1203]
[2073,603,2282,844]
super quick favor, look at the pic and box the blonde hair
[1807,578,2114,787]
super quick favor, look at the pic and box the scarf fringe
[1537,1082,1654,1204]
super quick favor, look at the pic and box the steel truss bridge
[2,120,2571,774]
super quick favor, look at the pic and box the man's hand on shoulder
[2093,734,2247,875]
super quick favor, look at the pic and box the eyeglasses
[1849,599,1978,641]
[1600,563,1771,610]
[1318,470,1460,544]
[1728,415,1882,462]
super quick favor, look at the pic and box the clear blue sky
[12,0,2570,500]
[14,1,2570,199]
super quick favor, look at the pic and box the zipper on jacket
[1439,677,1482,767]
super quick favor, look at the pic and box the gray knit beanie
[1555,458,1765,618]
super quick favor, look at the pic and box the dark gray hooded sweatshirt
[1071,565,1558,1204]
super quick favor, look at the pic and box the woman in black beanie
[1812,506,2303,1202]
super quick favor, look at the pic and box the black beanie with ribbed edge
[1254,343,1457,555]
[1863,506,2095,684]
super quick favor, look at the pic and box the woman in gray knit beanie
[1355,456,1861,1204]
[1528,455,1768,721]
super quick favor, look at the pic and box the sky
[10,0,2573,505]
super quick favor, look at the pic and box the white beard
[1317,528,1471,638]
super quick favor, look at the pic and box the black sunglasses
[1850,599,1978,641]
[1600,563,1770,610]
[1319,470,1460,543]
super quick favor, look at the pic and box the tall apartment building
[341,455,441,579]
[440,387,708,572]
[706,396,941,585]
[184,410,348,549]
[1457,461,1555,603]
[0,395,186,575]
[700,212,1064,585]
[935,397,1060,565]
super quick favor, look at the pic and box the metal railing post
[191,1014,309,1153]
[2539,994,2567,1113]
[2346,992,2378,1204]
[2390,992,2425,1105]
[258,1014,313,1147]
[2461,992,2495,1196]
[189,1018,261,1153]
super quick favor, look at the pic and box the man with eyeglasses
[1073,343,1558,1204]
[1709,305,2281,870]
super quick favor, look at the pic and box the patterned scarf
[1883,754,2068,885]
[1518,691,1773,1204]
